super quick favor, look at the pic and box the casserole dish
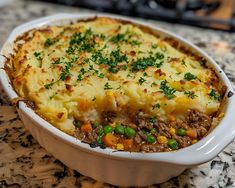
[0,13,235,186]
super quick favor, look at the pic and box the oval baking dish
[0,13,235,186]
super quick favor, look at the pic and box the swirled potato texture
[8,17,224,135]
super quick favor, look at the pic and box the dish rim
[1,13,235,166]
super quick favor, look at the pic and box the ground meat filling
[74,109,213,152]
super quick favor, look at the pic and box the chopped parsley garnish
[143,72,148,77]
[44,82,54,89]
[110,33,125,43]
[52,58,62,65]
[181,60,187,66]
[33,51,43,61]
[160,80,176,99]
[92,96,96,101]
[77,74,83,81]
[91,49,128,74]
[151,82,157,87]
[77,68,87,81]
[131,52,164,71]
[131,40,141,46]
[44,38,55,47]
[98,73,104,78]
[104,82,112,90]
[67,28,95,54]
[138,77,146,85]
[209,89,221,101]
[184,91,198,99]
[184,72,197,81]
[70,28,93,45]
[49,92,58,100]
[151,44,158,49]
[80,68,86,74]
[127,74,134,78]
[152,103,160,110]
[60,61,73,81]
[121,65,128,70]
[110,30,141,46]
[110,49,128,63]
[98,34,106,40]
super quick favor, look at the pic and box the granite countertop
[0,0,235,187]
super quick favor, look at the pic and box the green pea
[92,122,102,128]
[124,127,136,138]
[167,139,179,150]
[177,128,186,136]
[115,124,125,135]
[104,125,113,134]
[147,135,156,143]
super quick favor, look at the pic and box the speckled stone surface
[0,0,235,187]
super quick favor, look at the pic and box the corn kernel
[157,136,168,144]
[191,139,198,144]
[116,143,124,150]
[169,127,176,135]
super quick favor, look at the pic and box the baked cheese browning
[7,17,225,152]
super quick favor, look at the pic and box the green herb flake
[152,44,158,49]
[52,58,62,65]
[181,60,187,66]
[68,28,94,54]
[44,38,55,47]
[130,40,141,46]
[98,73,105,78]
[110,33,125,44]
[44,82,54,89]
[143,72,148,77]
[152,103,160,110]
[49,92,58,100]
[151,82,157,87]
[121,65,128,71]
[77,74,83,81]
[60,61,73,81]
[94,49,128,74]
[104,82,112,90]
[184,91,198,99]
[127,74,133,78]
[138,77,146,85]
[92,96,96,101]
[184,72,197,81]
[131,52,164,72]
[160,80,176,99]
[33,51,43,61]
[209,89,221,101]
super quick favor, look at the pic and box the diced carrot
[123,139,133,150]
[186,129,197,139]
[103,133,118,147]
[81,122,93,133]
[79,99,90,111]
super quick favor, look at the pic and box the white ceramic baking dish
[0,13,235,186]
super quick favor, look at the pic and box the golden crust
[6,17,225,134]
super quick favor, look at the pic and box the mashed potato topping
[7,17,224,144]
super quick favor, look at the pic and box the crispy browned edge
[3,16,227,122]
